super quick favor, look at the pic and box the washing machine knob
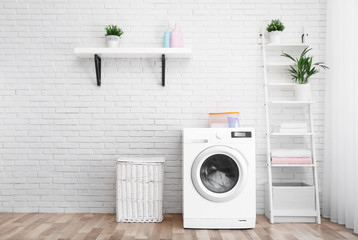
[216,132,224,139]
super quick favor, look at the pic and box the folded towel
[279,128,307,133]
[271,157,312,165]
[271,148,311,158]
[280,122,307,129]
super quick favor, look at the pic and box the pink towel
[271,157,312,165]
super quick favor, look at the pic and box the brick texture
[0,0,327,214]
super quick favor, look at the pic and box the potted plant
[266,19,285,44]
[105,25,124,48]
[281,47,328,101]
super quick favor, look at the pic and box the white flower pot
[294,83,311,101]
[105,35,120,48]
[269,31,282,44]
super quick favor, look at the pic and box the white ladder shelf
[261,32,321,224]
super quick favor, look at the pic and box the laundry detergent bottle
[163,25,171,48]
[170,24,184,48]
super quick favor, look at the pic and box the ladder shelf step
[270,164,315,167]
[265,43,310,49]
[271,132,313,136]
[273,210,317,217]
[271,101,315,105]
[266,83,297,87]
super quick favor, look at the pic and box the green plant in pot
[266,19,285,44]
[105,25,124,48]
[281,47,328,101]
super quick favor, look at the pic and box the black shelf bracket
[162,54,166,87]
[93,54,167,87]
[94,54,101,86]
[301,33,308,44]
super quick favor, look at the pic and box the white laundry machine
[183,128,256,229]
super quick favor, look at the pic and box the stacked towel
[271,148,312,165]
[279,122,307,133]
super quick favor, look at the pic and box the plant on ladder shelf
[281,47,328,101]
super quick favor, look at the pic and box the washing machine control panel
[216,132,224,139]
[231,131,252,138]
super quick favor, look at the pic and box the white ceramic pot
[294,83,311,101]
[105,35,120,48]
[269,31,282,44]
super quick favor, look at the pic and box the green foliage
[105,25,124,37]
[281,47,329,84]
[266,19,285,32]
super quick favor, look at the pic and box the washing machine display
[200,154,239,193]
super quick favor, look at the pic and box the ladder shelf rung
[270,101,315,105]
[266,83,297,87]
[273,210,317,217]
[270,164,315,167]
[265,43,310,49]
[266,63,292,68]
[271,132,313,136]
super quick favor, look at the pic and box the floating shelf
[74,48,192,58]
[74,48,192,86]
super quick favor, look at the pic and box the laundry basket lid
[117,156,165,163]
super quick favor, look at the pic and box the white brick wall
[0,0,327,214]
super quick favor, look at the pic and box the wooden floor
[0,214,357,240]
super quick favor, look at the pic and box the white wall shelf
[74,48,192,86]
[74,48,192,58]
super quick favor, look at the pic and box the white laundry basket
[116,157,165,222]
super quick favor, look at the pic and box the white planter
[105,35,120,48]
[269,31,282,44]
[294,83,311,101]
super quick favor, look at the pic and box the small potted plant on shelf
[105,25,124,48]
[281,47,328,101]
[266,19,285,44]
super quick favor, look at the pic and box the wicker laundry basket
[116,157,165,222]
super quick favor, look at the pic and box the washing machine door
[191,145,249,202]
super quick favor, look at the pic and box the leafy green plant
[281,47,328,84]
[266,19,285,32]
[105,25,124,37]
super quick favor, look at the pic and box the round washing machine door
[191,145,249,202]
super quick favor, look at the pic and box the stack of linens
[271,148,312,164]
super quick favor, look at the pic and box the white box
[265,182,317,223]
[116,157,165,222]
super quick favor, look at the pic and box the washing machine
[183,128,256,229]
